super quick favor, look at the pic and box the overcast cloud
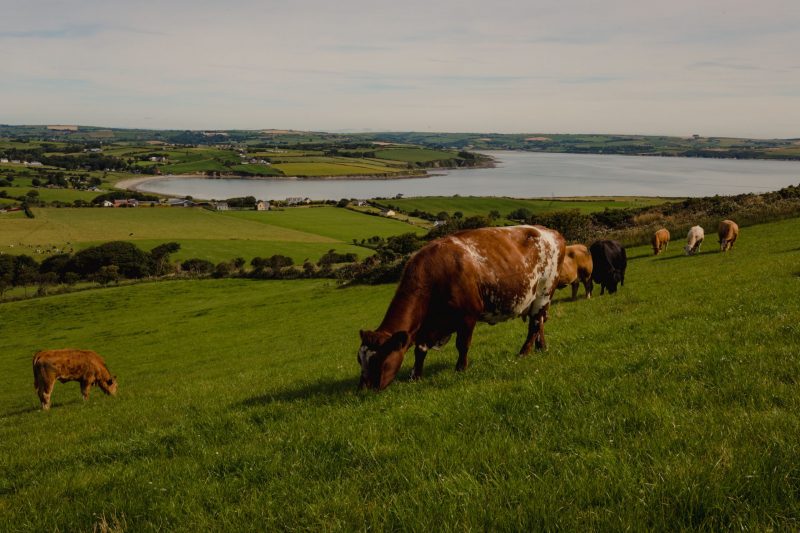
[1,0,798,137]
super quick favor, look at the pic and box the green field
[374,147,461,163]
[1,216,799,530]
[0,207,417,264]
[376,195,675,219]
[272,161,404,177]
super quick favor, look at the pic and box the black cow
[589,240,627,294]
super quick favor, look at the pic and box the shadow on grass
[658,249,717,261]
[238,361,454,407]
[1,405,40,418]
[627,252,653,261]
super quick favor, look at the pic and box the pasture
[0,206,418,264]
[1,216,799,530]
[376,195,675,219]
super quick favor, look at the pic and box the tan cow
[684,226,705,255]
[718,219,739,252]
[652,228,670,255]
[557,244,593,300]
[33,349,117,410]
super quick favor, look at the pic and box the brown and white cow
[684,225,705,255]
[652,228,670,255]
[718,219,739,252]
[33,349,117,410]
[357,225,565,391]
[556,244,593,300]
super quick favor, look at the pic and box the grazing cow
[684,225,705,255]
[556,244,593,300]
[357,225,565,391]
[33,349,117,410]
[718,219,739,252]
[589,240,627,295]
[652,228,670,255]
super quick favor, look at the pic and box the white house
[102,200,114,207]
[256,200,270,211]
[214,201,229,211]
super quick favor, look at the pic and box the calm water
[138,151,800,200]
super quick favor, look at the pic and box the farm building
[256,200,270,211]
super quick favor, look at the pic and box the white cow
[684,225,704,255]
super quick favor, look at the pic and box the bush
[181,258,215,276]
[70,241,152,279]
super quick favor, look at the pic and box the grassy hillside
[0,207,417,264]
[1,217,799,530]
[376,195,674,219]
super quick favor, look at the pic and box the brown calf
[718,220,739,252]
[652,228,670,255]
[556,244,593,300]
[33,349,117,410]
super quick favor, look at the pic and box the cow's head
[101,376,118,396]
[357,330,410,391]
[684,244,692,255]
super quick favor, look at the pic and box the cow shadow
[238,361,454,407]
[1,405,40,418]
[658,249,716,261]
[627,252,652,261]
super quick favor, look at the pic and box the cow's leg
[571,281,579,301]
[519,314,541,357]
[584,278,593,299]
[39,377,54,411]
[410,345,428,381]
[80,379,91,401]
[601,284,606,295]
[534,310,548,351]
[455,318,476,371]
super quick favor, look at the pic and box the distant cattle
[589,240,627,294]
[685,225,705,255]
[358,225,565,391]
[718,220,739,252]
[33,349,117,410]
[556,244,593,300]
[652,228,670,255]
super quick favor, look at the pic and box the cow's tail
[32,351,42,390]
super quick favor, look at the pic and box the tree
[150,242,181,276]
[13,255,39,296]
[70,241,152,279]
[181,258,215,276]
[488,210,501,221]
[90,265,120,286]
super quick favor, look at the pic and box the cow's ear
[359,329,368,343]
[107,378,114,385]
[387,331,409,351]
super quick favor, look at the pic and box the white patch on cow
[452,237,487,266]
[358,345,376,371]
[526,227,561,317]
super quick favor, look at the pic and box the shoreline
[115,167,490,194]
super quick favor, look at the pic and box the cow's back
[33,349,106,380]
[410,225,564,322]
[719,220,738,240]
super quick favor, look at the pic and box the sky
[1,0,799,138]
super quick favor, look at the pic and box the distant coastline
[117,171,443,194]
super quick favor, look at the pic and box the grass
[0,207,416,264]
[0,187,99,204]
[376,195,675,219]
[1,216,799,530]
[374,147,460,163]
[272,162,404,177]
